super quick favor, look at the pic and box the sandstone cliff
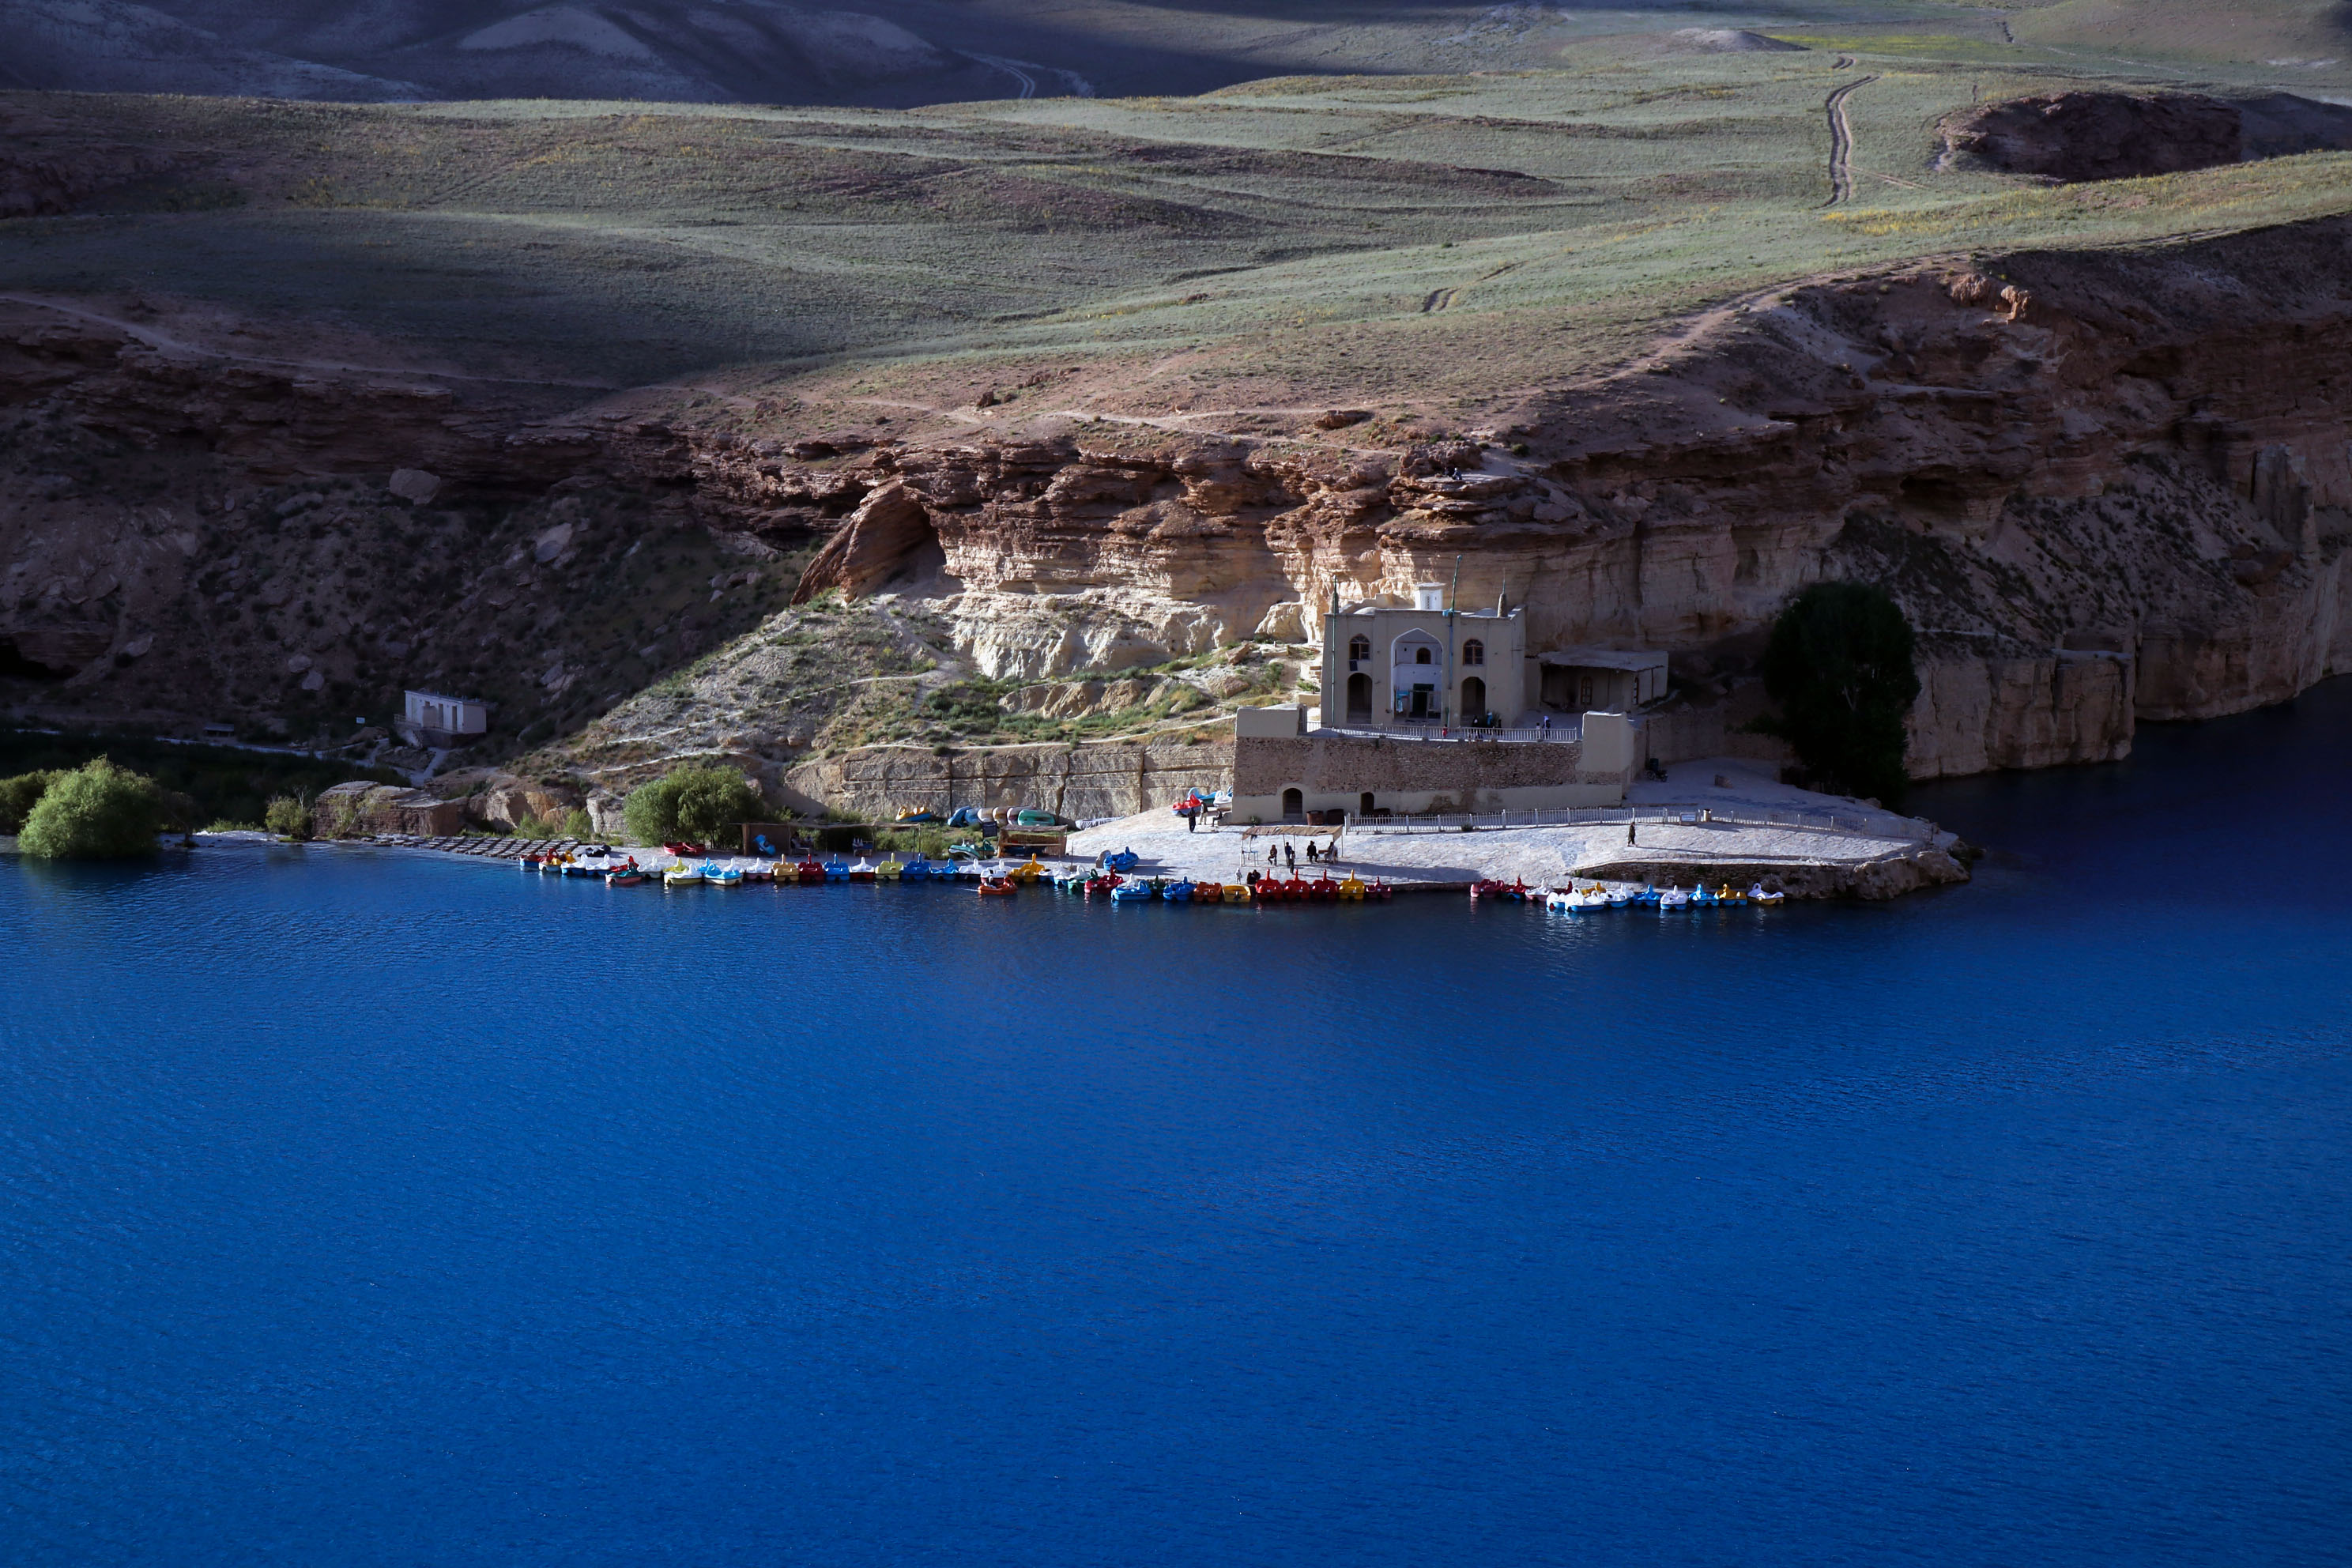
[726,220,2352,783]
[6,216,2351,804]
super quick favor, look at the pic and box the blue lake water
[5,687,2351,1566]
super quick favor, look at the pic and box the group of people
[1264,837,1339,872]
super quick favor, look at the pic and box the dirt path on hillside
[1822,74,1878,207]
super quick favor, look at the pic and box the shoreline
[201,759,1969,903]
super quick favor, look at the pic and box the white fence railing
[1342,803,1930,843]
[1311,720,1582,744]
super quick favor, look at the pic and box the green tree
[1753,582,1920,805]
[18,758,165,859]
[0,770,57,834]
[561,808,595,840]
[265,794,313,839]
[622,765,767,846]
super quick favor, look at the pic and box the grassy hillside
[9,39,2349,405]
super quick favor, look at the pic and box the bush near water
[264,795,313,839]
[0,771,58,834]
[16,760,168,859]
[621,765,767,846]
[1753,582,1921,808]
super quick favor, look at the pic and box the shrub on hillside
[265,795,313,839]
[17,759,165,859]
[621,765,767,846]
[0,770,58,834]
[561,808,594,840]
[1752,582,1920,806]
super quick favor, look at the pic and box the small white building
[401,689,488,747]
[1536,647,1669,714]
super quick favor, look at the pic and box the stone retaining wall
[1231,731,1626,822]
[785,736,1233,821]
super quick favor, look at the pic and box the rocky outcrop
[311,780,466,835]
[1939,92,2242,183]
[790,481,938,601]
[428,769,585,831]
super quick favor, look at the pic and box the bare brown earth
[1939,91,2244,183]
[6,208,2348,817]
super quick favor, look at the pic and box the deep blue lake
[5,685,2350,1566]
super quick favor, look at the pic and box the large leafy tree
[622,765,768,846]
[17,759,164,859]
[1755,582,1920,805]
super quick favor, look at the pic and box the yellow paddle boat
[1337,874,1366,901]
[1222,882,1249,904]
[877,858,904,880]
[1007,856,1047,884]
[663,863,704,887]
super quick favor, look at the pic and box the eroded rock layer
[5,216,2350,790]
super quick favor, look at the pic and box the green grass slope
[9,36,2347,408]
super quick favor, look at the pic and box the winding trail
[1821,74,1879,207]
[967,53,1038,100]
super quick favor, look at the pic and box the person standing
[1284,842,1296,872]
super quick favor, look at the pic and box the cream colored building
[1318,584,1527,729]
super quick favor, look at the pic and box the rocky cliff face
[744,219,2352,781]
[6,217,2350,797]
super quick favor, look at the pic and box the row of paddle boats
[1044,870,1393,903]
[1528,880,1787,910]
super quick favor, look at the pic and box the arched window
[1281,787,1304,820]
[1461,639,1484,666]
[1415,646,1432,665]
[1347,635,1370,663]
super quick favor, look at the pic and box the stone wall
[784,735,1231,822]
[1231,731,1626,820]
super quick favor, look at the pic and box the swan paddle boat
[664,863,704,887]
